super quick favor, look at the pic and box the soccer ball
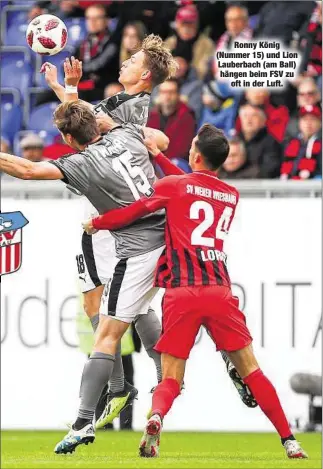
[26,14,68,56]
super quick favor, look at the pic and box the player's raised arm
[40,56,85,104]
[83,175,181,234]
[144,136,185,176]
[63,56,83,101]
[143,129,169,152]
[0,152,64,180]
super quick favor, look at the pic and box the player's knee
[94,332,119,354]
[227,345,259,379]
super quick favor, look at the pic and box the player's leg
[139,352,184,458]
[54,315,129,454]
[227,345,308,459]
[100,305,162,425]
[80,231,129,405]
[206,286,307,459]
[219,350,257,408]
[119,353,135,430]
[139,287,200,458]
[97,248,165,426]
[134,307,162,384]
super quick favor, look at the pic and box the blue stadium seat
[65,18,87,48]
[1,61,32,100]
[0,46,32,67]
[36,50,71,87]
[28,102,59,133]
[5,21,29,46]
[1,102,22,144]
[170,158,192,173]
[0,1,10,11]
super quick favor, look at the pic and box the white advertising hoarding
[1,198,321,431]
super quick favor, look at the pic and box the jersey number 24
[190,201,233,247]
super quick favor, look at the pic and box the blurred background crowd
[0,0,322,180]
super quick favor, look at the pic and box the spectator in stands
[112,2,171,39]
[36,3,120,105]
[281,105,322,180]
[299,2,322,81]
[173,56,203,121]
[0,137,11,154]
[20,134,44,163]
[119,22,147,68]
[218,138,260,179]
[147,78,196,161]
[235,88,290,142]
[216,4,253,50]
[164,5,214,79]
[104,82,124,99]
[286,78,321,137]
[74,4,120,99]
[30,0,84,20]
[255,1,316,45]
[238,104,282,178]
[199,80,240,136]
[43,135,76,160]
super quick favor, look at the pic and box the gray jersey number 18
[112,150,154,200]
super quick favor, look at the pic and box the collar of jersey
[194,170,218,178]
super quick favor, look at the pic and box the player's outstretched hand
[96,115,118,133]
[40,62,58,88]
[144,135,160,157]
[82,219,98,235]
[64,56,82,86]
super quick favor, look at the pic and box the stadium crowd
[0,0,322,180]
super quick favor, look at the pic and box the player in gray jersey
[0,35,179,454]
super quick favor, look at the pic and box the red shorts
[154,285,252,360]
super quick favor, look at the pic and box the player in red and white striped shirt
[83,124,307,460]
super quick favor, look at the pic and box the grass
[1,431,321,468]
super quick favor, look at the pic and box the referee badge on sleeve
[0,211,29,276]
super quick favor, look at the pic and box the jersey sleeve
[92,175,181,231]
[141,175,181,211]
[154,152,185,176]
[49,153,89,195]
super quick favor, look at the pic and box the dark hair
[124,21,147,43]
[86,3,108,17]
[53,101,99,145]
[196,124,230,170]
[161,77,179,90]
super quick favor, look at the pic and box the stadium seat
[5,22,29,46]
[1,61,33,100]
[1,102,22,144]
[0,46,32,67]
[0,88,21,106]
[36,49,72,87]
[28,102,59,134]
[171,158,192,173]
[65,18,87,48]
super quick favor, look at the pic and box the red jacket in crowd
[281,135,322,180]
[236,98,290,143]
[147,102,196,160]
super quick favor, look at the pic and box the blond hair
[141,34,178,87]
[53,101,99,145]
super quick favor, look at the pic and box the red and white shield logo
[0,230,22,276]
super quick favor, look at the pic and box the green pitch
[1,431,321,469]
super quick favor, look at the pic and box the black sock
[281,435,296,445]
[72,417,92,431]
